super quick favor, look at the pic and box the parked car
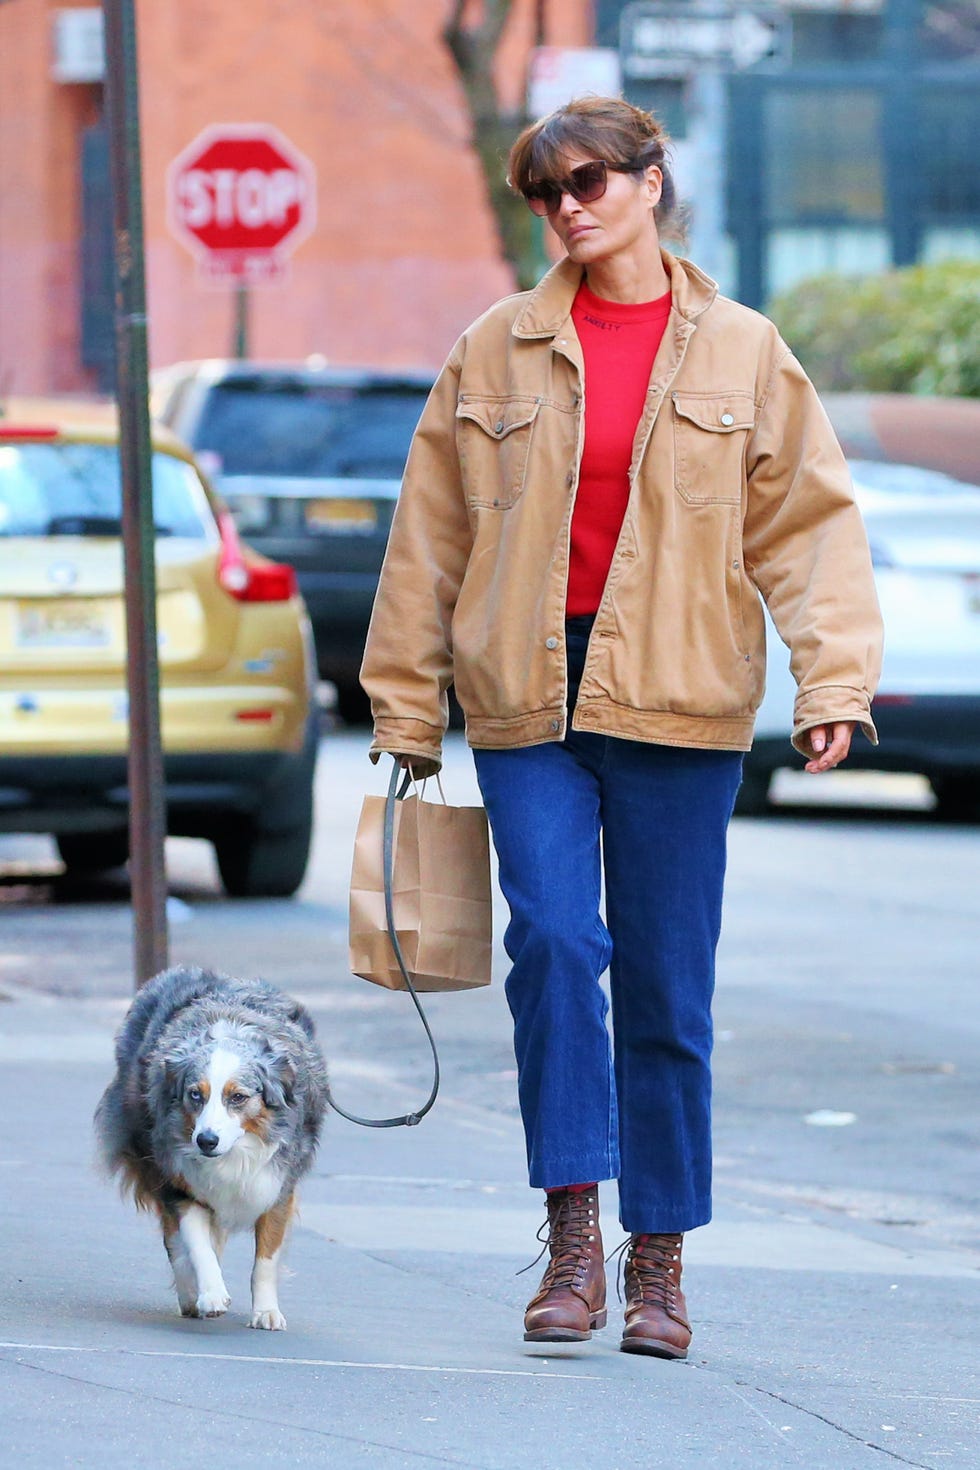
[153,360,435,719]
[740,460,980,818]
[0,401,319,896]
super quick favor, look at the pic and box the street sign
[621,4,787,77]
[527,47,622,118]
[167,124,316,283]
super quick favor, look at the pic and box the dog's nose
[196,1130,220,1155]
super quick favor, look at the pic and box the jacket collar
[511,250,719,340]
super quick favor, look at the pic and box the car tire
[56,831,129,873]
[733,767,773,816]
[212,714,318,897]
[213,816,313,898]
[930,774,980,823]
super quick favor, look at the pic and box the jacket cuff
[791,685,878,756]
[369,717,445,770]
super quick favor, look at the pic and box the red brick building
[0,0,591,394]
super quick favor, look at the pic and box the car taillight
[216,510,297,603]
[0,426,60,440]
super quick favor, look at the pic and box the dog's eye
[228,1091,249,1107]
[187,1086,203,1105]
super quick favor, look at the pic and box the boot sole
[619,1336,688,1360]
[524,1309,607,1343]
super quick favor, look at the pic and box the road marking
[0,1340,600,1380]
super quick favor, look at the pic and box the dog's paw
[194,1287,232,1318]
[249,1308,287,1331]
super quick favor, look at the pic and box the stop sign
[167,124,316,282]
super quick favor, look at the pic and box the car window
[0,443,214,538]
[193,382,429,479]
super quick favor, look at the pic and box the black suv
[154,360,434,718]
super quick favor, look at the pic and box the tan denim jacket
[362,252,883,770]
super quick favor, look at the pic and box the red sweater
[567,281,672,617]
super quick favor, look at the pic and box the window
[764,88,884,225]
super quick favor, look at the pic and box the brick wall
[0,0,592,393]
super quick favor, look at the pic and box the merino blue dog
[95,965,328,1330]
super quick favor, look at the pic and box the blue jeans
[472,617,742,1234]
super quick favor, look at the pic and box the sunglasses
[521,159,646,217]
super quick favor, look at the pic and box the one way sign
[621,4,788,76]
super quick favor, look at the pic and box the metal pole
[102,0,170,986]
[233,283,249,359]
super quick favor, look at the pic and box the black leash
[326,759,441,1128]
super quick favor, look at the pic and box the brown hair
[508,95,678,232]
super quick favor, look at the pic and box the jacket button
[545,637,558,650]
[720,412,734,426]
[551,719,561,731]
[495,420,504,433]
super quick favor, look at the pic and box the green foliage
[767,260,980,398]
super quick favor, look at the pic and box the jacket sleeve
[359,352,472,771]
[742,345,884,755]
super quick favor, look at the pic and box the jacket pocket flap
[673,393,755,433]
[456,397,540,439]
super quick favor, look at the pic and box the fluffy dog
[95,965,328,1330]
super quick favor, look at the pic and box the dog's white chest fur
[182,1139,284,1231]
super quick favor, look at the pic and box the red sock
[545,1182,597,1195]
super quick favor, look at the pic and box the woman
[360,97,882,1359]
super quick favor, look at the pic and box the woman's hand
[803,722,855,774]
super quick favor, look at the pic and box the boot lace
[516,1191,599,1290]
[607,1232,682,1307]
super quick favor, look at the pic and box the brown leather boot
[620,1232,691,1359]
[523,1187,606,1342]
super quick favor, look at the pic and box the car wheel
[930,774,980,823]
[56,831,129,873]
[214,815,313,898]
[733,767,773,816]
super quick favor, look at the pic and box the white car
[740,461,980,819]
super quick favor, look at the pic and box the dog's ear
[261,1051,297,1109]
[162,1055,188,1099]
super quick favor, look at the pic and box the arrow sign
[621,4,787,75]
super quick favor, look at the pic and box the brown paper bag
[349,780,492,992]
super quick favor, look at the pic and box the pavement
[3,983,978,1468]
[1,742,979,1468]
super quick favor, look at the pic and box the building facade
[598,0,980,306]
[0,0,589,395]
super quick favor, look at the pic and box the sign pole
[233,283,249,359]
[102,0,170,987]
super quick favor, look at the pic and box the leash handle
[327,759,441,1129]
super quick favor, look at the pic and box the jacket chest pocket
[456,395,541,509]
[672,392,755,505]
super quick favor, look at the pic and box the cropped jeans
[472,616,742,1234]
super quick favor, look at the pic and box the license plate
[16,600,110,648]
[305,498,378,534]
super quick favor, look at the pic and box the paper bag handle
[327,759,441,1128]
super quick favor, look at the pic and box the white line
[0,1340,600,1381]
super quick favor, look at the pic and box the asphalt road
[1,729,978,1468]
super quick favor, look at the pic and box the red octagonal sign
[167,124,317,283]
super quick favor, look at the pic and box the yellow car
[0,400,319,897]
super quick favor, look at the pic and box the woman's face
[542,149,663,268]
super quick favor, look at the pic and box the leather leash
[326,759,441,1128]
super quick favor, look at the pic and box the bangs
[513,114,643,191]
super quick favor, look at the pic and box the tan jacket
[362,252,883,770]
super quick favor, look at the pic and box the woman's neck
[583,250,670,305]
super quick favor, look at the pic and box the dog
[95,964,328,1330]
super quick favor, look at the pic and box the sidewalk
[2,985,976,1470]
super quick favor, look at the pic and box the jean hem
[529,1157,620,1192]
[618,1201,712,1234]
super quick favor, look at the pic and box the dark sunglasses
[521,159,646,217]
